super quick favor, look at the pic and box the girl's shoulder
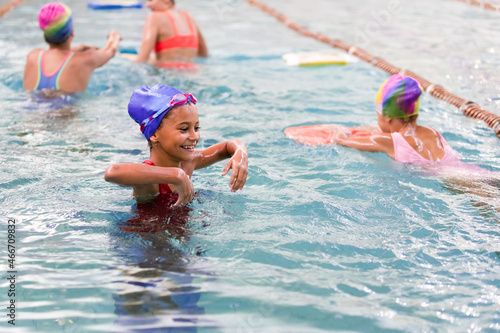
[416,125,442,138]
[146,10,168,24]
[26,48,43,59]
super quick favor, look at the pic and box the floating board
[282,51,356,66]
[119,46,138,54]
[284,125,373,145]
[87,0,142,10]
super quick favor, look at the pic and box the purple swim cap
[128,85,197,140]
[375,74,423,119]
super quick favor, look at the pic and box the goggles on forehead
[140,93,197,132]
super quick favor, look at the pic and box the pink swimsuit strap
[391,129,455,165]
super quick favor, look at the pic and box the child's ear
[150,131,159,144]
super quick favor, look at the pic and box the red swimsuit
[142,160,173,194]
[154,11,198,53]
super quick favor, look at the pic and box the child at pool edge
[23,2,122,93]
[104,85,248,206]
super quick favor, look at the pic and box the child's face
[153,103,200,162]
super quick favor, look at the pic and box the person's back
[23,2,121,94]
[135,0,208,65]
[390,125,456,165]
[153,9,199,63]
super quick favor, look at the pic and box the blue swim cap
[128,85,195,140]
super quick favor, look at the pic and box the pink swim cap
[38,3,73,44]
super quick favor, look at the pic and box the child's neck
[49,42,71,52]
[149,150,183,168]
[390,120,418,134]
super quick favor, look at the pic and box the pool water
[1,0,500,332]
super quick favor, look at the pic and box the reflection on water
[24,91,80,119]
[112,195,216,331]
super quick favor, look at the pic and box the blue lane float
[118,46,138,54]
[87,0,142,10]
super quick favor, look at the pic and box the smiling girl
[105,85,248,206]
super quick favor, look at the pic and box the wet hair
[397,114,418,125]
[147,102,193,149]
[44,34,71,46]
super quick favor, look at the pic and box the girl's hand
[222,149,248,192]
[172,169,195,206]
[332,130,350,144]
[107,30,122,42]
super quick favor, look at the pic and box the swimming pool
[1,0,499,331]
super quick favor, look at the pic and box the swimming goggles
[140,93,197,132]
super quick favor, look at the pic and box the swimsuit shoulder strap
[390,132,419,162]
[182,11,196,35]
[55,52,74,90]
[41,51,73,77]
[164,10,178,35]
[428,126,454,160]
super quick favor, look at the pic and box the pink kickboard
[284,124,373,146]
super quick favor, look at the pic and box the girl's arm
[193,139,248,192]
[85,30,122,68]
[104,163,194,205]
[71,45,98,52]
[334,132,395,158]
[135,13,158,63]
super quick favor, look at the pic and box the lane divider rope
[245,0,500,139]
[455,0,500,12]
[0,0,26,19]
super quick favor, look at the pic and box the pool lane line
[455,0,500,12]
[0,0,26,19]
[245,0,500,139]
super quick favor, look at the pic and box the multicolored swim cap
[128,85,197,140]
[38,3,73,44]
[375,74,423,119]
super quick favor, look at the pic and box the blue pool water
[1,0,500,331]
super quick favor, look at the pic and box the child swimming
[133,0,208,65]
[23,2,122,93]
[105,85,248,206]
[326,74,499,211]
[333,74,466,168]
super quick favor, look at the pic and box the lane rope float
[455,0,500,12]
[245,0,500,139]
